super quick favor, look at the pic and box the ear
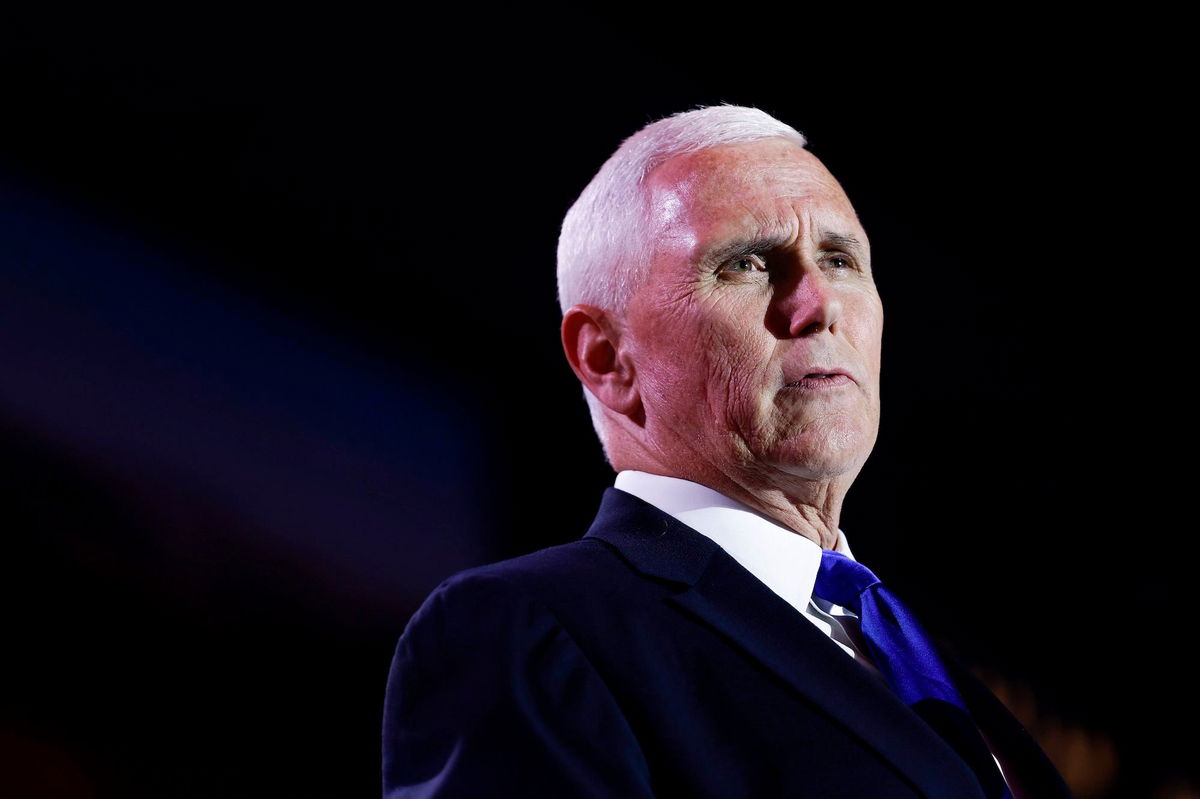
[561,304,641,418]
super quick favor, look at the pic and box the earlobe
[561,305,641,418]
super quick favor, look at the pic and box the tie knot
[813,550,882,613]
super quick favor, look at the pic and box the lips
[783,370,854,390]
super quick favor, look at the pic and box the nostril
[796,320,826,337]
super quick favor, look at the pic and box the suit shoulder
[434,537,622,601]
[384,545,657,797]
[389,539,628,715]
[399,536,643,654]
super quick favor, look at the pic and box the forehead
[643,138,863,252]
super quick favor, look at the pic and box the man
[382,106,1070,798]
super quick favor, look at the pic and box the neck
[612,454,851,550]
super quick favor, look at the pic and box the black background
[1,7,1191,797]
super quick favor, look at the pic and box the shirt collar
[613,470,854,617]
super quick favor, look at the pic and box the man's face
[622,138,883,487]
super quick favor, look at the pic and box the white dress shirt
[614,470,1021,795]
[614,470,879,673]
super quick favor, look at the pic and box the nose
[766,267,844,338]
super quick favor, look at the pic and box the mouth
[783,372,853,390]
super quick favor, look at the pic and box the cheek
[706,337,779,429]
[692,296,779,401]
[846,298,884,367]
[633,291,777,425]
[634,316,723,417]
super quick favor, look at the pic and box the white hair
[556,104,807,315]
[555,105,808,455]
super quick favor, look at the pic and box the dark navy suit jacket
[383,488,1069,798]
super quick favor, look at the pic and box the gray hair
[556,104,807,316]
[555,105,808,455]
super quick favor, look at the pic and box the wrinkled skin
[607,138,884,546]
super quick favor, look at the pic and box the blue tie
[814,550,1012,799]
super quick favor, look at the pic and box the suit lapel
[585,488,987,799]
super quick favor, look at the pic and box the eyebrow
[697,234,792,269]
[697,229,867,269]
[822,232,867,255]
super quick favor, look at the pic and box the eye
[719,254,767,275]
[824,254,856,271]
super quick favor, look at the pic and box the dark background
[1,7,1191,797]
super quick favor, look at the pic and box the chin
[767,453,867,483]
[758,420,877,482]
